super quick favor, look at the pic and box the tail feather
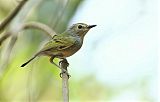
[21,56,37,67]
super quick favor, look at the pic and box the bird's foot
[59,58,70,78]
[50,56,67,73]
[59,59,69,67]
[59,71,71,78]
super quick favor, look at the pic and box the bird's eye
[78,25,82,29]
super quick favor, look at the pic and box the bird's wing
[41,35,76,52]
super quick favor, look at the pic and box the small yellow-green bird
[21,23,96,69]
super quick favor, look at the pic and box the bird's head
[68,23,96,38]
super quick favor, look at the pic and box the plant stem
[0,0,28,33]
[60,59,69,102]
[22,22,57,38]
[0,21,56,46]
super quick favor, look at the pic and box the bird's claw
[59,61,62,66]
[59,59,69,67]
[59,71,71,78]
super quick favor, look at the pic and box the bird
[21,23,96,74]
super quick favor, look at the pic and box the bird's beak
[88,25,97,29]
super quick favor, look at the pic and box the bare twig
[22,22,57,38]
[0,32,10,45]
[60,59,69,102]
[0,0,28,33]
[0,22,56,46]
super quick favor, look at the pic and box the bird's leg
[49,56,67,73]
[59,58,71,78]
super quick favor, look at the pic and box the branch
[0,22,57,46]
[0,32,10,45]
[0,0,28,33]
[60,59,69,102]
[22,22,57,38]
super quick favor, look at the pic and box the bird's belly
[61,45,81,57]
[41,45,81,58]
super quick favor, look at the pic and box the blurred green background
[0,0,157,102]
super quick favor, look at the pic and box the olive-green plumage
[21,23,96,67]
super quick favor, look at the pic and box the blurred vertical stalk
[0,0,43,77]
[0,0,28,33]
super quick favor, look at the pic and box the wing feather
[41,35,76,52]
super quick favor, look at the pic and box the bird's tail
[21,55,37,67]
